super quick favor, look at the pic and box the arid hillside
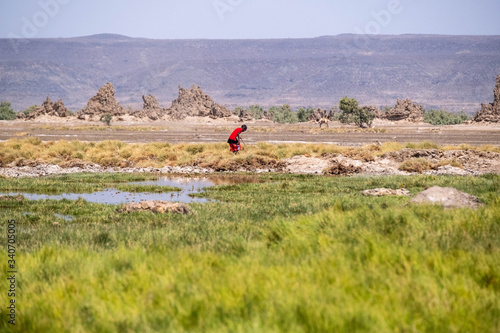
[1,34,499,112]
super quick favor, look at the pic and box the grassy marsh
[0,173,180,195]
[0,173,499,332]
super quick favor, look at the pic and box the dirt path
[1,118,500,146]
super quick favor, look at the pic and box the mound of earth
[166,84,232,120]
[18,97,71,120]
[409,186,483,209]
[119,201,190,214]
[284,156,330,174]
[474,74,500,123]
[76,82,125,121]
[323,161,362,176]
[381,149,500,174]
[362,188,410,196]
[0,195,24,202]
[132,94,166,120]
[383,98,425,122]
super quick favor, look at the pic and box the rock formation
[238,109,253,122]
[362,105,382,118]
[383,98,425,122]
[132,94,166,120]
[165,85,232,120]
[19,97,71,120]
[76,82,125,120]
[474,74,500,122]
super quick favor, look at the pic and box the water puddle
[2,175,262,204]
[54,213,75,221]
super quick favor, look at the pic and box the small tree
[0,101,17,120]
[424,109,470,125]
[268,104,298,124]
[339,97,375,128]
[100,113,112,126]
[248,105,264,119]
[233,107,243,116]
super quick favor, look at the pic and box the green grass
[0,173,499,332]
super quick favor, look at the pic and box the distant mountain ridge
[0,34,499,113]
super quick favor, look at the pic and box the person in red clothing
[227,125,247,154]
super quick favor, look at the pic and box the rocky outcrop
[165,85,232,120]
[308,108,328,122]
[238,109,253,122]
[474,75,500,123]
[19,97,71,120]
[362,105,382,119]
[383,98,425,122]
[132,94,166,120]
[76,82,125,120]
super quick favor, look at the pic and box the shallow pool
[1,175,261,204]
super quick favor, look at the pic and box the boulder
[409,186,483,209]
[165,84,232,120]
[474,74,500,123]
[19,97,71,120]
[119,201,190,214]
[383,98,425,122]
[76,82,125,120]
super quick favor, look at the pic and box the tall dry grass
[0,138,498,169]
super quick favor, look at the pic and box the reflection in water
[2,175,262,204]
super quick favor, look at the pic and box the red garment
[229,143,241,152]
[229,128,243,141]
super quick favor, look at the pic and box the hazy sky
[1,0,500,39]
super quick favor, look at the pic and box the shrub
[248,105,265,119]
[424,110,470,125]
[339,97,375,128]
[399,158,433,173]
[0,101,17,120]
[297,108,314,122]
[268,105,298,124]
[22,105,38,116]
[100,113,112,126]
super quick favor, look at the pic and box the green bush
[268,104,298,124]
[0,101,17,120]
[297,107,314,122]
[339,97,375,127]
[99,113,112,126]
[424,110,470,125]
[22,104,39,116]
[248,105,265,119]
